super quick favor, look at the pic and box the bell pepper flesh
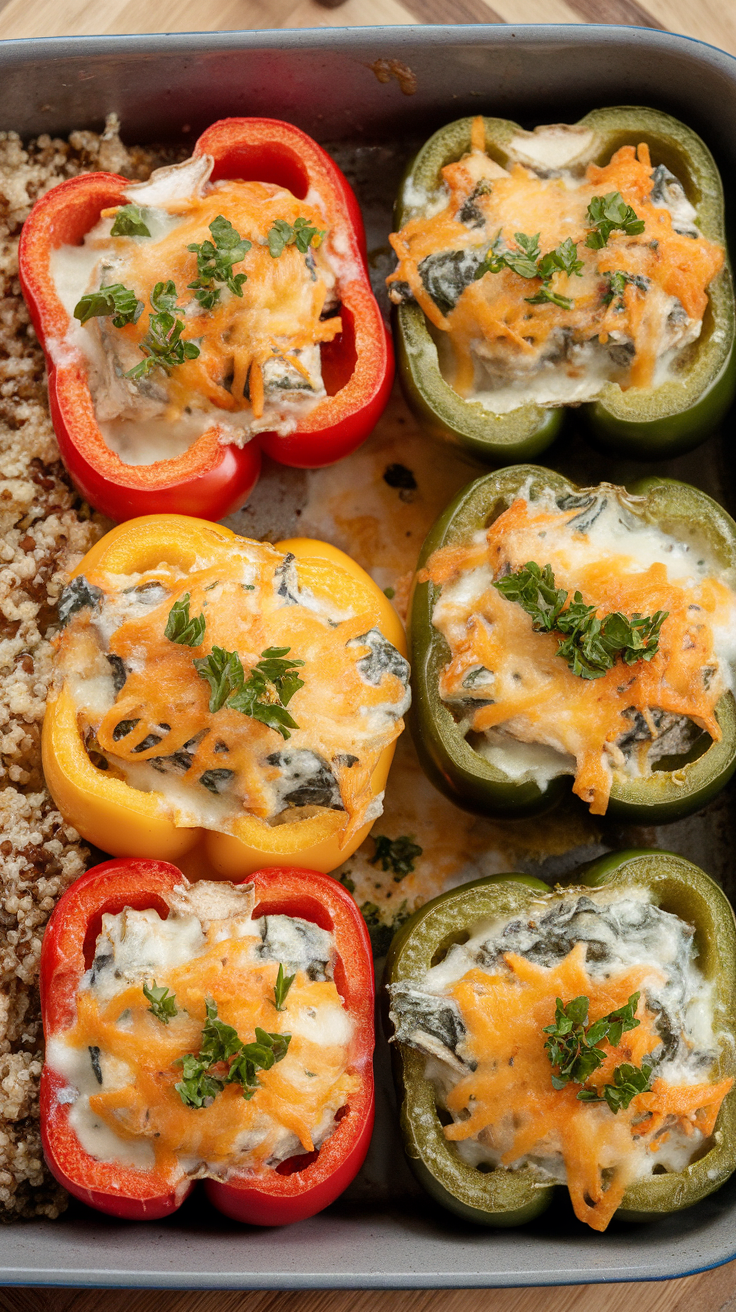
[392,107,735,464]
[18,118,393,522]
[41,858,375,1224]
[409,464,736,824]
[384,850,736,1228]
[42,514,407,877]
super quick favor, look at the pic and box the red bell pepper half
[40,858,375,1224]
[18,117,393,522]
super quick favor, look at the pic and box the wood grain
[1,0,736,1307]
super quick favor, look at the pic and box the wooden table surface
[1,0,735,1306]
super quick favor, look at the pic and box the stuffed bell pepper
[43,514,410,877]
[410,465,736,823]
[385,849,736,1232]
[41,858,374,1223]
[388,107,735,461]
[18,117,393,522]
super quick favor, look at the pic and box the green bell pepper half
[408,464,736,823]
[384,849,736,1228]
[392,107,735,463]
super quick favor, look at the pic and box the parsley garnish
[267,216,325,258]
[273,963,296,1012]
[585,192,646,249]
[143,980,178,1024]
[577,1061,653,1114]
[602,269,650,306]
[494,562,668,680]
[164,593,206,647]
[110,203,151,238]
[524,285,573,310]
[174,999,290,1108]
[74,283,144,328]
[126,281,200,380]
[474,232,583,309]
[369,834,423,880]
[194,645,245,713]
[194,645,305,739]
[543,992,641,1089]
[228,646,305,739]
[187,215,251,309]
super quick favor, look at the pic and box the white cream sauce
[47,880,351,1176]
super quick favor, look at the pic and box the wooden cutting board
[1,0,735,1306]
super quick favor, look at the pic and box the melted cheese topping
[55,537,410,841]
[52,156,343,463]
[388,121,724,411]
[389,888,732,1232]
[423,483,736,814]
[47,880,358,1180]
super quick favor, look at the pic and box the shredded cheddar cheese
[424,486,736,814]
[52,886,358,1181]
[388,119,724,402]
[54,536,410,841]
[443,944,731,1231]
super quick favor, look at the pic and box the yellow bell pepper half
[42,514,407,878]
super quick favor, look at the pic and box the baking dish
[3,19,736,1290]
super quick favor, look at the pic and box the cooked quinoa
[0,116,180,1219]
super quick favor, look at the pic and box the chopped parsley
[543,992,641,1091]
[175,998,290,1108]
[110,203,151,238]
[474,231,583,309]
[194,644,305,739]
[126,280,200,379]
[74,283,144,329]
[164,593,206,647]
[585,192,646,249]
[272,963,296,1012]
[143,980,178,1024]
[494,561,668,680]
[187,214,251,308]
[267,216,325,258]
[369,834,423,880]
[602,269,650,306]
[577,1060,653,1114]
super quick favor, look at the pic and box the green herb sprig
[603,269,650,306]
[194,645,305,739]
[74,283,144,329]
[586,192,646,249]
[110,203,151,238]
[494,561,668,680]
[126,280,200,380]
[143,980,178,1024]
[577,1060,653,1114]
[165,593,206,647]
[188,215,251,309]
[543,992,641,1090]
[175,999,290,1107]
[267,216,325,259]
[369,834,423,880]
[473,231,582,310]
[273,963,296,1012]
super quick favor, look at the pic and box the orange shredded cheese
[388,122,723,393]
[441,943,732,1232]
[103,182,340,422]
[424,494,735,814]
[66,932,358,1180]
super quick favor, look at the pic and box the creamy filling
[389,887,720,1187]
[55,540,410,836]
[389,124,721,412]
[47,880,355,1179]
[431,482,736,799]
[50,154,344,465]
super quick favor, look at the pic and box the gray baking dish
[3,20,736,1290]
